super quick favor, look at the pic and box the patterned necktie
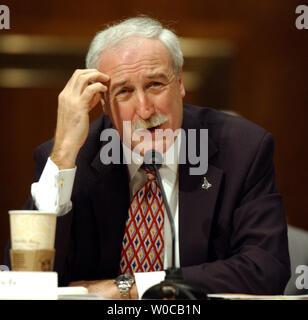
[119,168,164,275]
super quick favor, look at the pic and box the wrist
[114,274,135,299]
[51,143,78,170]
[130,283,139,299]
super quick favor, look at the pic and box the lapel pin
[202,177,212,190]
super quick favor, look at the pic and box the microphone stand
[141,150,207,300]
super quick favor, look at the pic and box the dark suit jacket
[4,104,290,294]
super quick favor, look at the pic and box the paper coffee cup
[10,249,56,271]
[9,210,57,250]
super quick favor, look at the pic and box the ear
[177,67,186,98]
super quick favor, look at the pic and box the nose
[135,91,155,119]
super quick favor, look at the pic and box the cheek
[160,93,183,129]
[156,90,181,117]
[154,92,174,113]
[118,104,136,123]
[110,101,137,132]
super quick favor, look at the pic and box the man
[4,16,290,299]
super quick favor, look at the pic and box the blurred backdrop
[0,0,307,263]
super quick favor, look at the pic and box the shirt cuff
[134,271,166,299]
[31,157,76,216]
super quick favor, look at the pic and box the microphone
[142,150,207,300]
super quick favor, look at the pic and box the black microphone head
[144,150,162,169]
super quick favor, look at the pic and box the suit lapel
[179,106,223,267]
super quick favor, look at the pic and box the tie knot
[144,168,156,181]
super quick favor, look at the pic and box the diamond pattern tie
[119,168,164,275]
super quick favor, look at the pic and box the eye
[117,88,129,96]
[148,81,163,89]
[151,81,162,87]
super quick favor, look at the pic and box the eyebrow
[110,73,169,95]
[110,80,128,94]
[146,73,169,81]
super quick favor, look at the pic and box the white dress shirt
[31,132,182,296]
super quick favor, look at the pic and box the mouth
[148,124,162,132]
[134,122,165,135]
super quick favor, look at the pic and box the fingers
[83,82,107,110]
[60,69,109,111]
[83,81,107,95]
[77,70,109,95]
[70,69,109,95]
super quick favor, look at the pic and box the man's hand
[51,69,109,169]
[69,279,139,299]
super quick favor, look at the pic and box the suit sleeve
[181,132,291,294]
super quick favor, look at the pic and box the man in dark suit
[4,16,290,298]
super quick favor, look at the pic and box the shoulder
[184,104,268,138]
[183,104,273,156]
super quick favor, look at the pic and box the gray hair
[85,16,184,78]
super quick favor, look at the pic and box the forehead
[97,37,173,77]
